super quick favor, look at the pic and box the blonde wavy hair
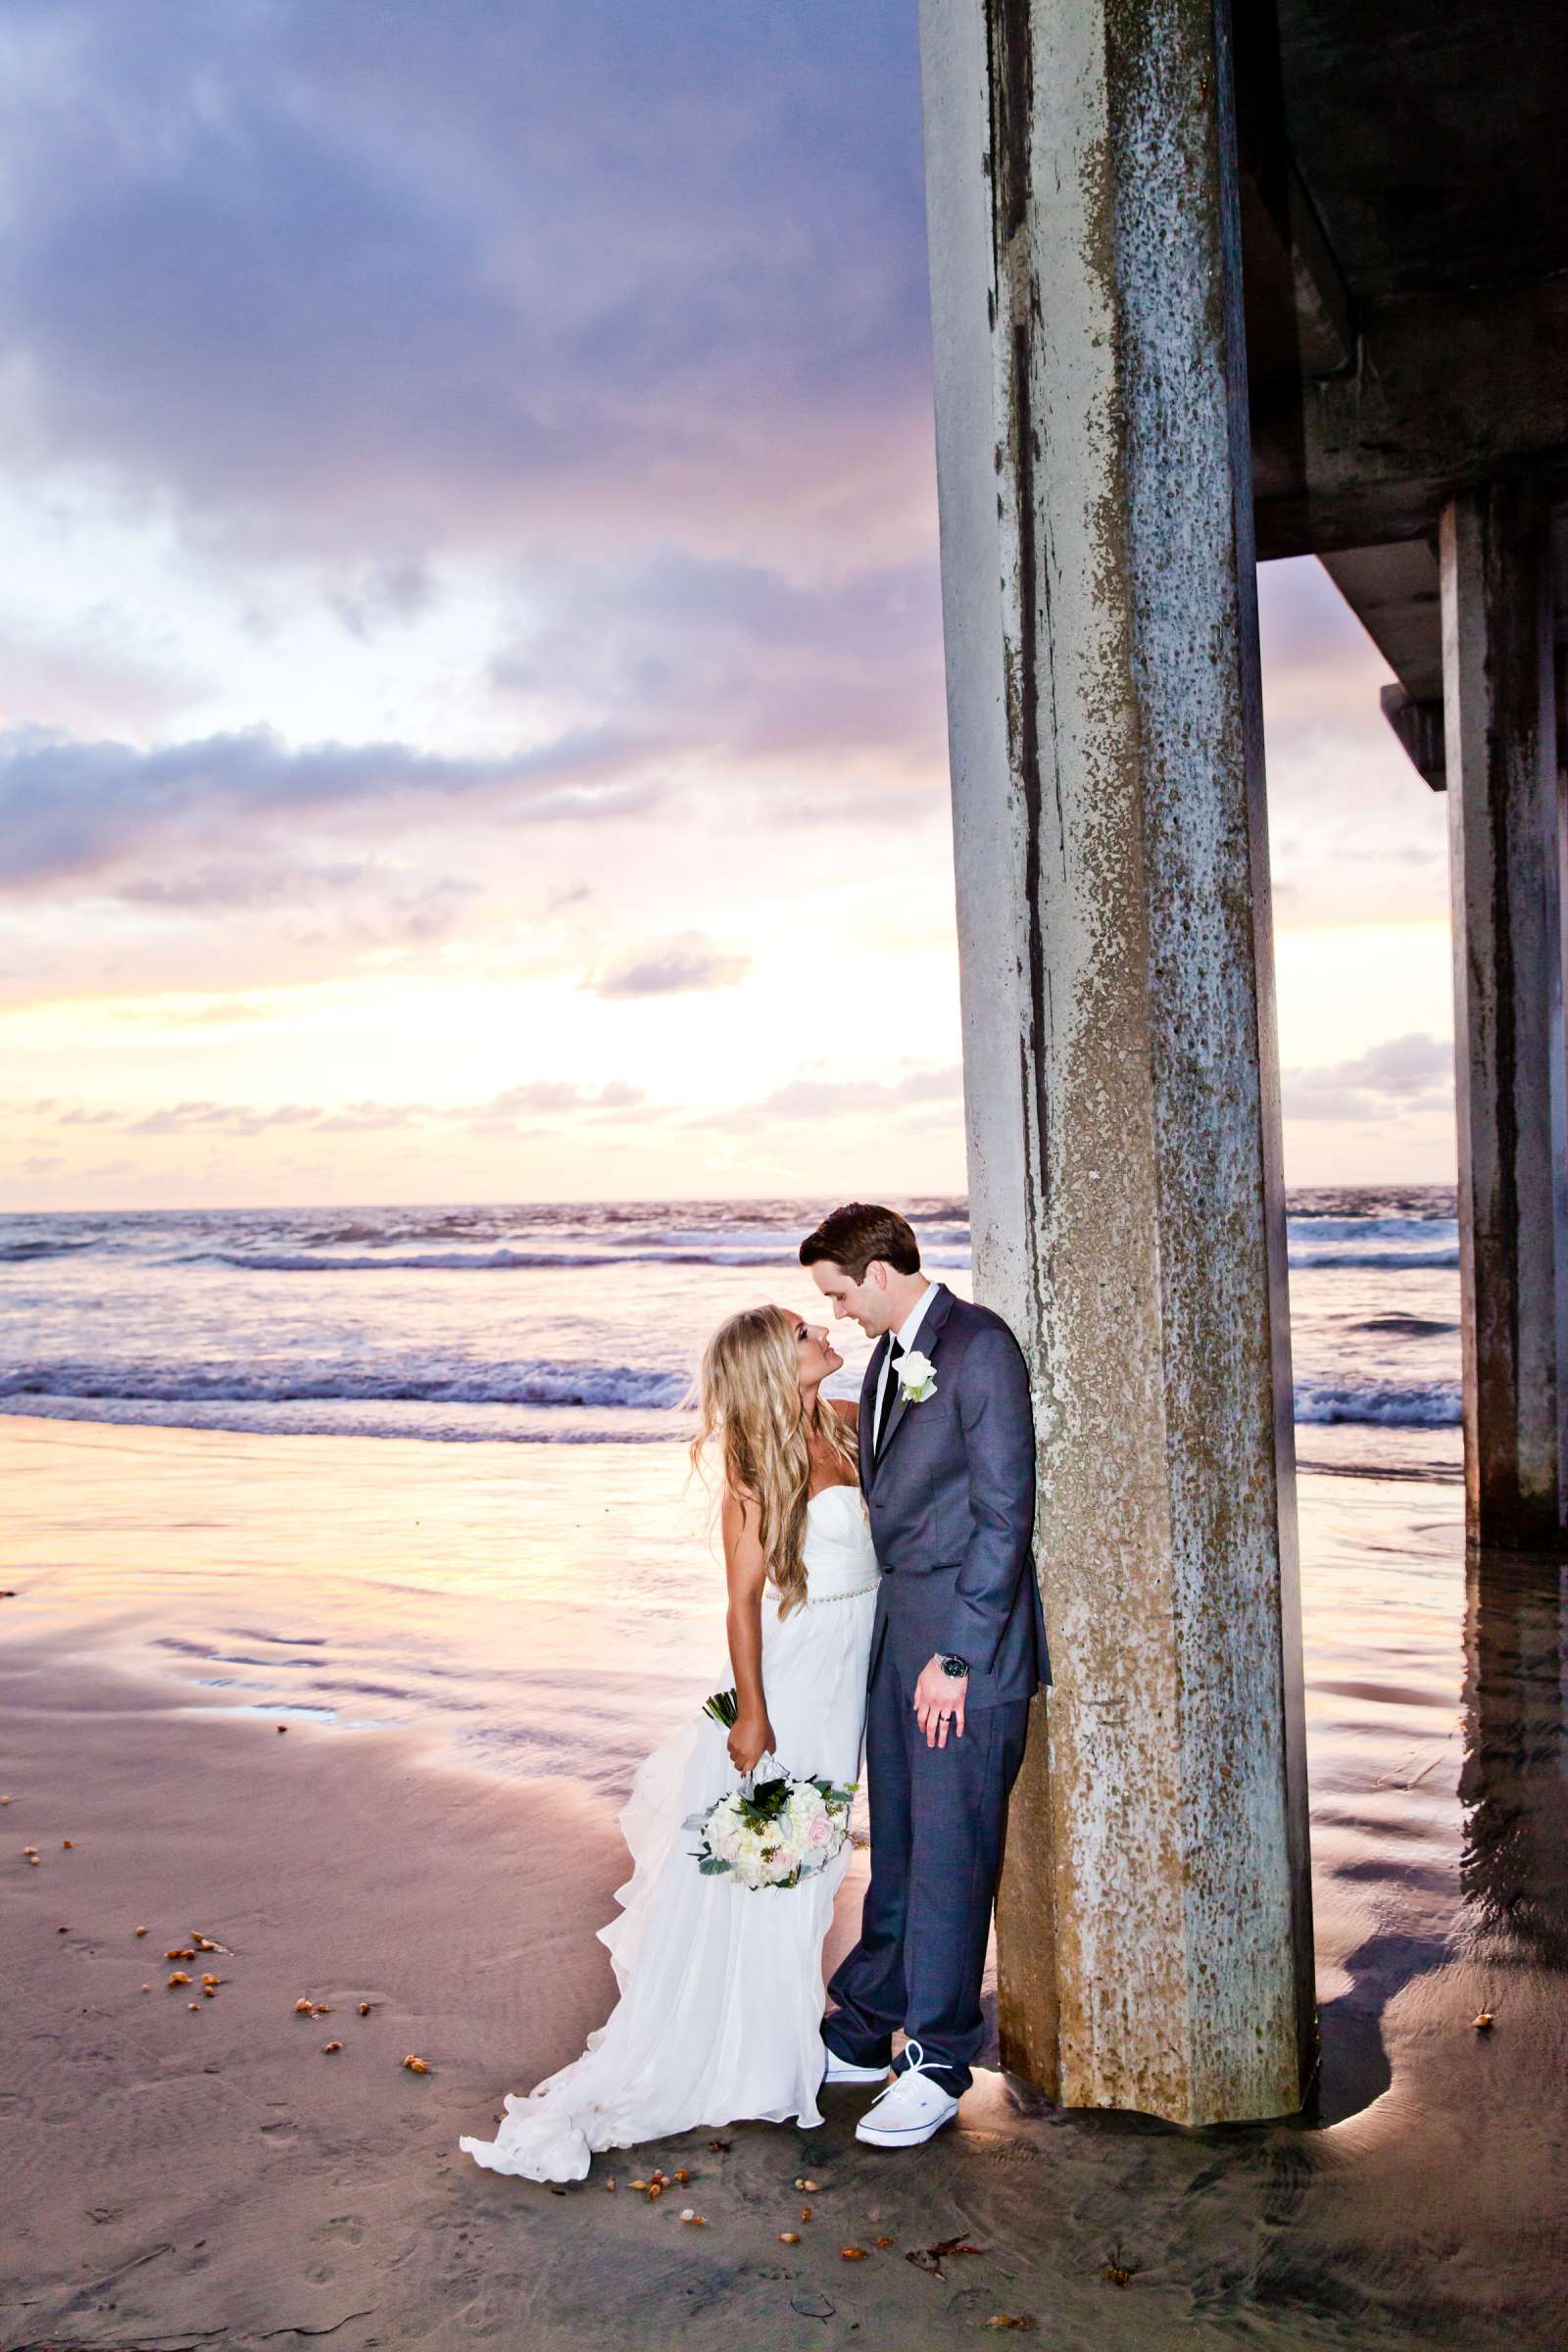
[689,1304,859,1618]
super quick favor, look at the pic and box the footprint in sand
[453,2286,514,2338]
[315,2213,368,2247]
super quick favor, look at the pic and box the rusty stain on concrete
[918,0,1313,2126]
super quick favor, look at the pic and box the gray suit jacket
[858,1285,1050,1706]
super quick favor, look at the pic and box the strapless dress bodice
[789,1482,880,1605]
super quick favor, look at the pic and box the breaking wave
[1289,1247,1460,1271]
[0,1238,99,1263]
[0,1357,689,1411]
[0,1359,1465,1436]
[184,1247,792,1272]
[179,1241,973,1273]
[1294,1378,1461,1428]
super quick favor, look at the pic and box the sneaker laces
[864,2037,943,2108]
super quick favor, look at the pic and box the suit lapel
[859,1336,886,1494]
[875,1284,955,1470]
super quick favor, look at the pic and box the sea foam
[0,1357,689,1411]
[1294,1378,1461,1428]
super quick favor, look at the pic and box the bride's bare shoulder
[826,1398,858,1429]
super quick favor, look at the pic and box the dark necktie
[877,1337,906,1454]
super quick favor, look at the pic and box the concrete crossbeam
[1320,538,1446,788]
[1253,278,1568,560]
[917,0,1314,2125]
[1379,685,1446,791]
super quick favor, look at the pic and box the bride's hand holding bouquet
[728,1706,776,1775]
[702,1685,777,1776]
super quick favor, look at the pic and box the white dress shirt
[873,1278,944,1447]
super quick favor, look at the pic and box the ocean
[0,1186,1461,1480]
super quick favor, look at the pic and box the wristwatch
[939,1652,969,1679]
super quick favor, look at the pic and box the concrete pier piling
[1442,486,1568,1552]
[918,0,1314,2124]
[1237,7,1568,1558]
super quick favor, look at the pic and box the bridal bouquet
[690,1690,856,1890]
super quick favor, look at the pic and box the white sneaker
[821,2045,891,2087]
[854,2041,960,2146]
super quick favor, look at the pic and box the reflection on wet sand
[1276,1543,1568,2340]
[1461,1548,1568,1974]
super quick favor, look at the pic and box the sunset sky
[0,0,1454,1212]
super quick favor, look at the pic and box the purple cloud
[588,933,751,1000]
[0,1,931,572]
[465,1080,650,1130]
[491,551,946,782]
[686,1064,963,1134]
[0,720,655,895]
[52,1078,654,1142]
[1283,1033,1453,1123]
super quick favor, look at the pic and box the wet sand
[2,1418,1565,2349]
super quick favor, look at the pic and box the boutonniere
[895,1348,938,1405]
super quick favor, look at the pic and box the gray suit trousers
[824,1633,1029,2095]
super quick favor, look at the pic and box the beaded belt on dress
[805,1578,882,1606]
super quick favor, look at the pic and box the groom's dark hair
[799,1202,921,1281]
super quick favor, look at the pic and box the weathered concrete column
[917,0,1314,2123]
[1441,486,1568,1552]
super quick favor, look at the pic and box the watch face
[941,1654,968,1677]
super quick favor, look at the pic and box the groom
[800,1202,1049,2148]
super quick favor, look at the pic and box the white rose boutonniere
[896,1348,938,1405]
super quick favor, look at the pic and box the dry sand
[3,1622,1565,2352]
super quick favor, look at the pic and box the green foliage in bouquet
[727,1774,858,1829]
[703,1687,739,1729]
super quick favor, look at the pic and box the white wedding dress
[459,1482,880,2182]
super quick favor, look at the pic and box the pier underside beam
[917,0,1314,2125]
[1442,485,1568,1551]
[1251,276,1568,561]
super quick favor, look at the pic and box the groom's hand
[913,1654,966,1748]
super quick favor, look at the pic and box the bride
[459,1303,881,2183]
